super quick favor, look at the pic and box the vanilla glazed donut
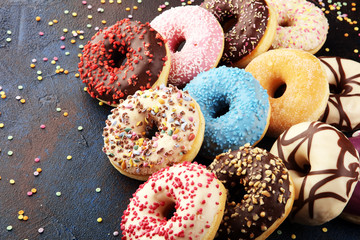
[208,144,295,240]
[150,6,224,87]
[102,85,205,181]
[245,49,329,137]
[270,121,360,225]
[267,0,329,54]
[121,161,227,240]
[201,0,277,68]
[319,56,360,132]
[78,19,171,106]
[184,66,270,159]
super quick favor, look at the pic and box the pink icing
[151,6,224,87]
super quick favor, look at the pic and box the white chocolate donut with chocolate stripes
[319,56,360,132]
[270,121,360,225]
[103,85,205,181]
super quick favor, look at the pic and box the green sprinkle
[77,126,83,131]
[7,30,12,35]
[277,230,282,235]
[108,153,114,157]
[87,24,92,28]
[65,51,70,56]
[56,107,62,112]
[18,85,23,90]
[8,151,13,156]
[167,130,173,136]
[137,0,142,3]
[56,191,61,197]
[8,136,13,140]
[37,70,42,75]
[64,10,69,14]
[124,127,132,132]
[164,1,169,5]
[6,38,11,42]
[79,44,84,49]
[96,187,101,193]
[133,145,139,150]
[6,225,13,231]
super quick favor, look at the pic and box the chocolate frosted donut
[208,144,295,240]
[270,121,360,225]
[319,56,360,132]
[202,0,277,67]
[78,19,170,106]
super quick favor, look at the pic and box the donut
[121,161,227,240]
[319,56,360,132]
[267,0,329,54]
[208,144,295,239]
[201,0,277,68]
[341,131,360,224]
[270,121,360,225]
[102,85,205,181]
[183,66,270,159]
[245,49,329,137]
[150,6,224,87]
[78,19,171,106]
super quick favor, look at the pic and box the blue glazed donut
[184,66,270,158]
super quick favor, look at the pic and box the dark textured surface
[0,0,360,239]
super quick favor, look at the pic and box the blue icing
[184,66,270,158]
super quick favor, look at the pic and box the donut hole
[212,98,230,118]
[162,201,176,220]
[299,163,311,176]
[329,84,343,95]
[279,18,295,28]
[111,52,128,68]
[222,16,238,33]
[268,79,287,98]
[144,122,159,139]
[228,181,246,203]
[173,36,187,52]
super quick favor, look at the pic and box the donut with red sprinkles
[78,19,171,106]
[121,161,227,240]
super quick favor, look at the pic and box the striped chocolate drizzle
[320,56,360,132]
[275,122,359,220]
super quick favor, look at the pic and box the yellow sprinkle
[20,99,26,104]
[9,179,15,184]
[97,217,103,223]
[18,215,24,220]
[18,210,24,215]
[158,99,165,104]
[71,39,76,44]
[64,70,69,75]
[157,8,162,12]
[291,234,296,239]
[355,49,359,54]
[101,0,105,3]
[55,69,60,74]
[75,73,80,78]
[1,94,6,99]
[48,21,53,26]
[322,227,328,233]
[63,112,69,117]
[325,48,330,52]
[31,188,37,193]
[174,128,179,134]
[133,6,138,10]
[72,12,77,17]
[37,76,43,81]
[36,168,42,173]
[79,35,84,40]
[99,101,104,106]
[30,63,36,68]
[67,155,72,160]
[53,19,58,24]
[83,86,88,91]
[109,0,114,3]
[153,106,159,113]
[0,123,4,128]
[190,102,195,108]
[36,16,41,21]
[101,20,107,24]
[355,27,359,31]
[125,7,130,11]
[78,53,82,58]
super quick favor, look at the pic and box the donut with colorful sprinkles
[201,0,277,67]
[208,144,295,240]
[184,66,270,159]
[103,85,205,181]
[267,0,329,54]
[150,6,224,87]
[121,161,227,240]
[78,19,171,106]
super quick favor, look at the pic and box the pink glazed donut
[150,6,224,87]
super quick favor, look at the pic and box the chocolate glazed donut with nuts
[208,144,295,240]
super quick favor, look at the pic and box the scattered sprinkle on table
[38,227,44,234]
[97,217,103,223]
[56,191,62,197]
[67,155,72,160]
[96,187,101,193]
[9,179,15,184]
[6,225,12,231]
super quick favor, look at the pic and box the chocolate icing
[202,0,269,65]
[78,19,168,105]
[208,144,292,239]
[319,56,360,132]
[275,121,359,221]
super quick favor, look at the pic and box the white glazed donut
[319,56,360,132]
[270,121,360,225]
[121,161,227,240]
[103,85,205,181]
[267,0,328,54]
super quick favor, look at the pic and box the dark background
[0,0,360,239]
